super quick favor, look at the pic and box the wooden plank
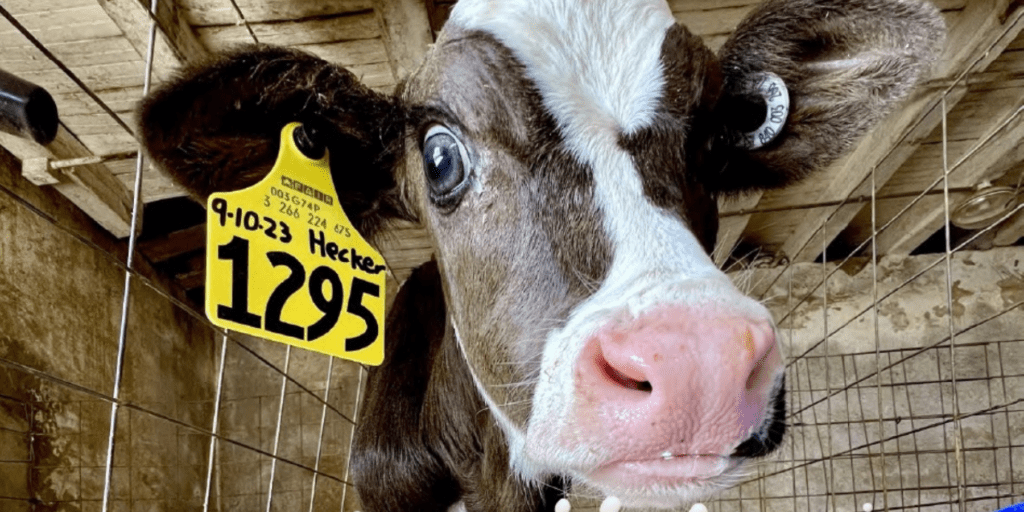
[771,0,1024,262]
[377,221,433,280]
[76,134,140,158]
[920,86,1024,143]
[348,62,397,89]
[172,253,206,290]
[183,0,373,25]
[671,0,964,40]
[296,38,390,66]
[97,0,208,72]
[52,87,143,117]
[714,193,762,267]
[667,0,756,11]
[115,167,189,202]
[376,0,433,79]
[875,105,1024,254]
[751,85,962,260]
[0,125,133,237]
[0,3,187,207]
[139,224,205,262]
[195,11,379,48]
[15,67,145,96]
[672,5,754,36]
[0,10,122,46]
[4,0,96,12]
[993,208,1024,245]
[669,0,964,16]
[0,37,141,72]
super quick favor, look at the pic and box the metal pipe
[0,68,58,145]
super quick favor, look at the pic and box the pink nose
[575,304,782,457]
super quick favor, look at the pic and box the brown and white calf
[139,0,943,510]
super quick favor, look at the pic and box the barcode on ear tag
[205,122,386,365]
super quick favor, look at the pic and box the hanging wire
[100,0,159,508]
[229,0,261,44]
[309,357,336,512]
[265,345,293,512]
[939,95,968,512]
[203,333,230,512]
[340,366,367,511]
[822,223,837,512]
[870,158,890,512]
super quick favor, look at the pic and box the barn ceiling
[1,0,1023,305]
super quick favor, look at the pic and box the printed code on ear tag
[205,122,386,365]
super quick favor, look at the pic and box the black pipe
[0,68,58,145]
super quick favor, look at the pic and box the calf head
[140,0,943,508]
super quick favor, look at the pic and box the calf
[139,0,943,510]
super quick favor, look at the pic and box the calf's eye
[422,126,470,201]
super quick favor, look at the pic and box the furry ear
[138,45,414,236]
[705,0,945,193]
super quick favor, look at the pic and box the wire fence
[0,1,1022,512]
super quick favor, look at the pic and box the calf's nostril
[599,356,653,393]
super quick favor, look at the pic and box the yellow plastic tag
[205,123,385,365]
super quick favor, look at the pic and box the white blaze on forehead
[450,0,675,137]
[449,0,725,285]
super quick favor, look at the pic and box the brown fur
[353,261,567,511]
[706,0,945,193]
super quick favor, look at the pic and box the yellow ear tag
[205,122,385,365]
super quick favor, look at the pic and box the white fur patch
[448,0,776,500]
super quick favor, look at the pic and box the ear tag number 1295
[205,123,386,365]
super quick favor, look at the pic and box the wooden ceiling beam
[2,125,134,237]
[874,103,1024,254]
[770,0,1024,263]
[96,0,208,74]
[715,194,762,268]
[375,0,433,79]
[371,1,434,277]
[0,0,204,237]
[139,223,206,262]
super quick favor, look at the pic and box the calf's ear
[138,45,413,237]
[705,0,945,194]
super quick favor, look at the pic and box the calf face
[139,0,943,508]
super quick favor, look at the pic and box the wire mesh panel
[0,1,1023,512]
[716,248,1024,512]
[708,58,1024,510]
[0,142,367,511]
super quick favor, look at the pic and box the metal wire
[870,158,890,511]
[0,4,365,511]
[100,0,158,508]
[0,350,356,484]
[265,345,293,512]
[341,365,367,512]
[204,333,230,512]
[752,5,1024,306]
[229,0,261,44]
[940,95,968,512]
[309,357,335,512]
